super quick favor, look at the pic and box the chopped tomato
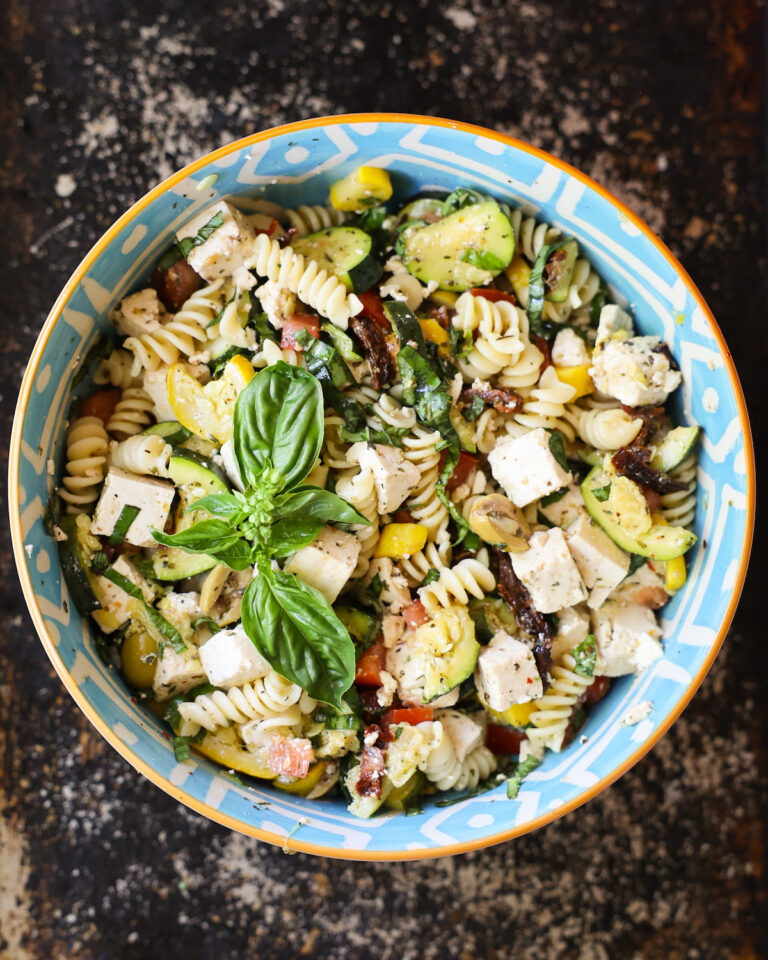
[533,335,552,372]
[357,290,390,330]
[382,706,433,729]
[78,388,121,424]
[268,735,314,778]
[355,639,386,687]
[469,288,518,305]
[281,314,320,350]
[584,675,611,705]
[438,449,479,492]
[486,724,527,755]
[392,509,415,524]
[402,600,429,628]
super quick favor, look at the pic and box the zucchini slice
[400,201,515,291]
[148,547,217,581]
[527,238,579,324]
[166,448,229,495]
[581,466,696,560]
[291,226,382,293]
[650,426,700,472]
[57,514,100,615]
[395,196,445,225]
[141,421,192,447]
[335,605,380,649]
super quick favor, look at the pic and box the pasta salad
[53,169,699,817]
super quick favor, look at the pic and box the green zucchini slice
[527,237,579,325]
[141,421,192,447]
[291,226,382,293]
[166,448,229,495]
[57,514,100,615]
[650,426,700,472]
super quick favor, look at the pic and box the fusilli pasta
[60,417,108,513]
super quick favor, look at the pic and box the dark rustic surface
[1,0,766,957]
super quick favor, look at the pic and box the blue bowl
[9,114,754,859]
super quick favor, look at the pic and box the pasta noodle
[60,417,108,513]
[524,650,594,755]
[282,204,346,236]
[418,555,496,616]
[661,454,697,527]
[417,721,498,791]
[105,387,155,439]
[179,672,315,734]
[110,433,171,477]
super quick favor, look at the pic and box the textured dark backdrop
[1,1,765,958]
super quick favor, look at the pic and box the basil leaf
[394,220,427,258]
[591,483,611,503]
[151,518,241,554]
[205,540,257,571]
[321,382,368,433]
[506,755,541,799]
[461,394,486,423]
[384,301,427,356]
[527,238,575,337]
[296,329,351,388]
[274,486,370,526]
[397,345,459,447]
[547,430,570,473]
[209,346,251,379]
[320,322,362,362]
[72,337,113,389]
[233,362,323,491]
[156,244,183,272]
[206,292,235,328]
[539,486,568,507]
[178,211,224,259]
[449,325,474,360]
[435,445,474,546]
[339,425,409,447]
[191,617,222,635]
[102,566,186,654]
[627,554,647,575]
[572,634,596,678]
[442,187,487,216]
[590,284,607,327]
[185,493,245,522]
[108,505,140,545]
[268,516,325,557]
[420,568,441,587]
[352,205,387,234]
[460,249,505,272]
[242,565,355,708]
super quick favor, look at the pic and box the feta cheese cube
[538,483,586,528]
[550,605,590,662]
[111,288,166,339]
[591,601,663,676]
[176,200,256,287]
[215,439,244,492]
[255,280,297,330]
[488,427,572,508]
[565,513,630,609]
[589,336,682,407]
[376,670,398,708]
[347,442,421,514]
[552,328,590,367]
[385,633,460,708]
[366,557,412,614]
[90,467,174,548]
[152,646,206,701]
[92,555,155,633]
[435,709,483,763]
[284,525,361,604]
[199,623,270,688]
[475,630,543,710]
[381,613,407,649]
[510,527,587,613]
[595,303,634,346]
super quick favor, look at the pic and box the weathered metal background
[1,0,764,957]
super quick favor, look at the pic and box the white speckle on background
[444,6,477,29]
[55,173,77,197]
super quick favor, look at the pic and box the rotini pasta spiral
[567,258,602,311]
[417,721,497,791]
[334,466,379,577]
[253,337,299,369]
[402,426,449,542]
[93,348,137,388]
[124,315,210,375]
[105,387,154,439]
[246,233,362,329]
[110,433,171,477]
[60,417,108,513]
[210,291,255,350]
[418,555,496,616]
[179,672,315,734]
[508,207,562,263]
[345,385,417,432]
[398,541,453,588]
[571,406,642,450]
[322,412,352,470]
[452,291,526,379]
[660,454,697,527]
[282,204,346,236]
[501,366,577,441]
[524,650,593,754]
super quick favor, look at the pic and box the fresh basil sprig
[151,363,367,707]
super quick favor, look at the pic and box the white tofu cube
[550,605,591,662]
[538,483,586,528]
[90,467,174,548]
[215,439,244,492]
[565,513,630,610]
[366,557,412,614]
[488,427,572,508]
[510,527,587,613]
[552,328,590,367]
[152,647,206,701]
[176,200,256,287]
[92,555,155,634]
[284,525,361,604]
[199,623,270,688]
[347,442,421,514]
[591,601,663,676]
[111,288,166,339]
[595,303,634,346]
[435,709,483,763]
[589,336,682,407]
[255,280,297,330]
[385,634,460,708]
[475,630,543,710]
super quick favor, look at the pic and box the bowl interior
[12,116,752,858]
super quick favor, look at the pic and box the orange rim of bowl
[9,113,755,861]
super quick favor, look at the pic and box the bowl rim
[9,112,755,860]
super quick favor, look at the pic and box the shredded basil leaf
[627,554,648,575]
[572,634,597,678]
[460,249,505,272]
[539,486,568,508]
[72,337,113,389]
[442,188,487,216]
[592,483,611,502]
[177,211,224,259]
[102,566,186,654]
[547,430,570,472]
[461,394,486,422]
[108,505,141,545]
[506,755,542,799]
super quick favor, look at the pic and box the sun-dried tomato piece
[651,342,680,371]
[277,226,299,248]
[584,676,611,704]
[460,385,523,415]
[533,335,552,371]
[620,404,666,445]
[611,445,686,494]
[356,726,386,799]
[150,257,203,312]
[490,548,553,682]
[349,315,396,389]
